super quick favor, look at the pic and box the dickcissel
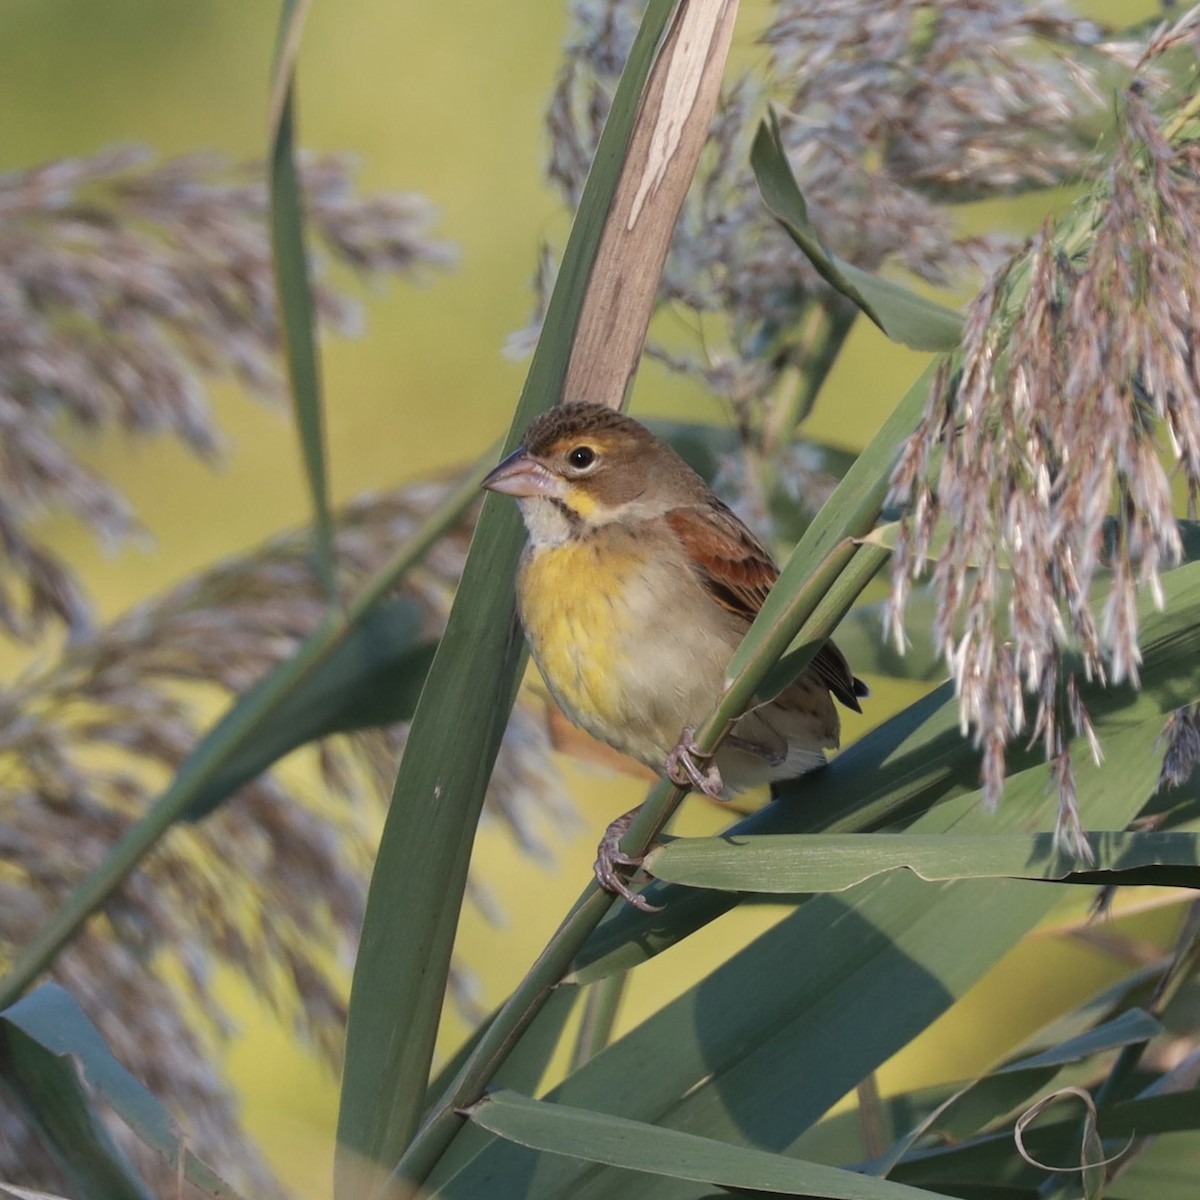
[483,402,865,907]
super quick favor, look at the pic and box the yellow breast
[516,536,641,742]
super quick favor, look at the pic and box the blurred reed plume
[888,12,1200,852]
[0,150,573,1193]
[539,0,1136,416]
[0,146,455,642]
[1161,703,1200,791]
[0,476,569,1192]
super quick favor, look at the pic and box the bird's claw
[593,807,664,913]
[593,726,724,911]
[665,726,725,798]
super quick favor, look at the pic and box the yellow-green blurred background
[3,0,1181,1195]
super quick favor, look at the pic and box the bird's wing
[665,501,777,624]
[665,501,866,713]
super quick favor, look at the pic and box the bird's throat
[517,494,586,547]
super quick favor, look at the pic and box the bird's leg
[595,725,725,911]
[593,805,664,913]
[665,725,725,798]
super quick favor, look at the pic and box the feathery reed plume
[534,0,1134,415]
[0,476,566,1193]
[889,10,1200,853]
[1160,703,1200,792]
[0,147,455,642]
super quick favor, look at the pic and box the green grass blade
[334,0,734,1186]
[442,715,1166,1200]
[449,873,1076,1200]
[886,1083,1200,1195]
[1,1004,154,1199]
[416,544,891,1198]
[268,0,336,599]
[1105,1092,1200,1139]
[872,1008,1163,1175]
[570,974,627,1070]
[423,985,581,1187]
[403,888,620,1196]
[644,830,1200,893]
[1106,1134,1200,1200]
[793,967,1165,1170]
[467,1090,948,1199]
[0,985,246,1200]
[267,0,312,132]
[751,110,963,353]
[333,497,522,1190]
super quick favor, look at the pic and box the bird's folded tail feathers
[810,641,868,713]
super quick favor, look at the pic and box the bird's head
[482,403,701,545]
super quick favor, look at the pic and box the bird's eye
[567,445,596,470]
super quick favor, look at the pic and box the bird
[482,402,866,909]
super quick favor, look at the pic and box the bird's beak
[481,448,567,499]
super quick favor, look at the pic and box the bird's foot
[593,806,664,913]
[665,726,725,798]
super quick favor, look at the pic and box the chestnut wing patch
[666,503,868,713]
[665,503,777,624]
